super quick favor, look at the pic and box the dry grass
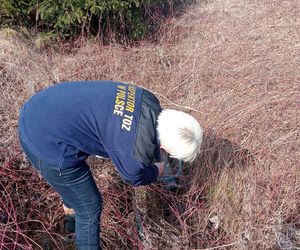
[1,0,300,249]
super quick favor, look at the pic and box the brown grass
[1,0,299,249]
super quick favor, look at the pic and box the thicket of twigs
[1,0,299,249]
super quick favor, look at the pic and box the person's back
[19,81,138,165]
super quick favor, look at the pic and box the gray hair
[157,109,203,162]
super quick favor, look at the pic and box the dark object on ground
[65,214,76,233]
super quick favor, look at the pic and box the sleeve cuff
[140,164,159,185]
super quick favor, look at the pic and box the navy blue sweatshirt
[18,81,162,186]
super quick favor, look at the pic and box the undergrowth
[1,0,299,249]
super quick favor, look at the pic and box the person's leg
[51,163,102,250]
[19,138,102,250]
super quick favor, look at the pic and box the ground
[0,0,299,249]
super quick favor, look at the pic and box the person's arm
[108,151,159,186]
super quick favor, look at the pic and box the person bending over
[18,80,203,250]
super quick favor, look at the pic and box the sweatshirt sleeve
[108,151,159,186]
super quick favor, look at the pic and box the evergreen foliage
[0,0,181,40]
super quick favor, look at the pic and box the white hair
[157,109,203,162]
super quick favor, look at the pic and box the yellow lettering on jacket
[125,86,136,113]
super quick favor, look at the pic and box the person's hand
[154,161,165,177]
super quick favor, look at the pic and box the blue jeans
[19,138,102,250]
